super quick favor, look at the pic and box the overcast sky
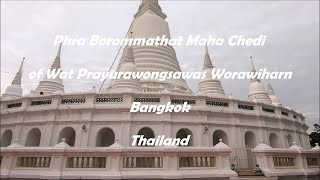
[1,1,319,131]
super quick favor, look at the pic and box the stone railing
[0,139,237,179]
[16,157,51,168]
[306,157,319,167]
[179,156,215,168]
[252,141,320,178]
[123,156,162,168]
[66,157,106,168]
[273,157,295,167]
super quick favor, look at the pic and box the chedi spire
[2,58,25,98]
[203,45,213,69]
[248,56,272,104]
[34,44,64,95]
[107,45,142,92]
[267,82,281,105]
[51,43,62,69]
[12,57,25,85]
[197,46,225,97]
[135,0,166,19]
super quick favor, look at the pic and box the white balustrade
[67,157,106,168]
[306,157,320,167]
[273,157,295,167]
[252,141,320,178]
[0,146,237,179]
[0,92,305,123]
[16,157,51,168]
[123,156,162,168]
[179,156,215,168]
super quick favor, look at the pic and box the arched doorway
[138,127,155,139]
[25,128,41,146]
[96,128,115,147]
[176,128,193,146]
[245,131,257,148]
[244,131,257,170]
[269,133,280,148]
[287,134,293,147]
[58,127,76,147]
[1,129,13,147]
[212,130,228,146]
[137,127,154,146]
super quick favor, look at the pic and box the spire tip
[250,56,256,72]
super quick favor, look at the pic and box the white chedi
[0,1,314,179]
[197,46,225,97]
[248,57,272,104]
[115,0,191,93]
[267,82,281,106]
[108,45,142,92]
[2,58,24,98]
[34,44,64,95]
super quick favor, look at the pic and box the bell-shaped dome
[197,46,225,97]
[248,57,272,104]
[113,0,191,93]
[267,82,281,105]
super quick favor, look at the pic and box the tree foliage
[309,124,320,147]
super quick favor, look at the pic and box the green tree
[309,124,320,147]
[314,124,320,133]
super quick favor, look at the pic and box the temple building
[1,1,318,180]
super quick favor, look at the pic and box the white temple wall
[299,132,311,149]
[257,127,268,145]
[0,112,22,125]
[12,125,22,142]
[279,130,287,148]
[0,120,311,149]
[40,124,54,146]
[120,122,132,146]
[199,124,210,146]
[79,122,91,147]
[0,93,312,149]
[232,126,242,148]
